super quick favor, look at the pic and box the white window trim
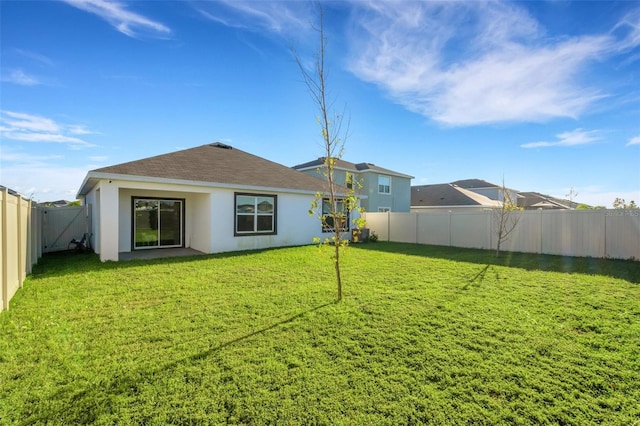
[234,193,277,236]
[378,175,391,194]
[321,197,350,232]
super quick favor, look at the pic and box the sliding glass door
[133,198,183,249]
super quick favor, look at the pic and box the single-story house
[76,143,356,262]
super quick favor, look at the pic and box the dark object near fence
[352,228,370,243]
[68,233,92,252]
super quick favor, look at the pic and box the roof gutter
[76,172,365,199]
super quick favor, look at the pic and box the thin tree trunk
[335,243,342,300]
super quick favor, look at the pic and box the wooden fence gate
[42,205,92,253]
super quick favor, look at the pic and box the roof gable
[411,184,500,207]
[293,157,413,179]
[451,179,499,189]
[518,191,574,209]
[79,143,335,195]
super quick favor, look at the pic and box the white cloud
[612,8,640,53]
[14,49,54,67]
[1,69,41,86]
[627,135,640,146]
[0,110,95,147]
[521,128,602,149]
[0,147,63,163]
[2,132,88,144]
[195,1,311,35]
[61,0,170,38]
[68,124,98,135]
[0,146,87,202]
[0,163,88,202]
[1,111,60,132]
[186,1,639,127]
[346,1,628,126]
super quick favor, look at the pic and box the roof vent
[210,142,232,149]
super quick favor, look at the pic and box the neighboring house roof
[414,179,585,210]
[411,184,501,207]
[77,143,339,197]
[451,179,499,189]
[41,200,72,207]
[518,192,575,209]
[293,157,414,179]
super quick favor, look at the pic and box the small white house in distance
[76,143,355,261]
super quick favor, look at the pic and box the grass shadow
[28,246,304,280]
[462,264,491,290]
[28,300,336,424]
[352,242,640,284]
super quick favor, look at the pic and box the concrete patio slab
[119,248,206,261]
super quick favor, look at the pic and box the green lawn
[1,243,639,425]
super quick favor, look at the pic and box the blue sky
[1,0,639,207]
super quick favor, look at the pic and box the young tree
[613,198,638,209]
[493,180,523,257]
[565,187,579,209]
[293,3,361,301]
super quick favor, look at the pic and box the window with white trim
[235,193,277,235]
[378,175,391,194]
[322,198,349,232]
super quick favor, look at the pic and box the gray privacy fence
[43,205,92,253]
[363,209,640,260]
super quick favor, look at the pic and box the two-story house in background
[293,158,414,212]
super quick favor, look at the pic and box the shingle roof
[411,184,500,207]
[78,143,335,195]
[293,157,413,179]
[518,192,574,209]
[450,179,499,189]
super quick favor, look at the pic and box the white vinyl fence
[364,209,640,261]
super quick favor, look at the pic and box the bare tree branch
[493,178,523,257]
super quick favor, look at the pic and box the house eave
[295,165,413,179]
[77,172,360,198]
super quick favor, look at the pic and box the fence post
[17,195,24,287]
[602,210,609,259]
[25,199,32,275]
[2,187,8,310]
[448,210,452,246]
[537,209,541,255]
[387,210,391,242]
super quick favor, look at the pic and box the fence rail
[364,209,640,261]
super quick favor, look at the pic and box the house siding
[361,173,411,213]
[299,168,411,213]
